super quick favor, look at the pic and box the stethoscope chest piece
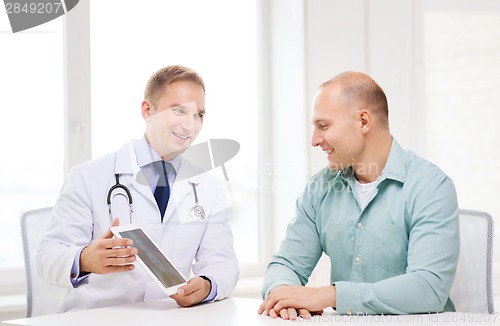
[190,204,206,219]
[189,182,205,219]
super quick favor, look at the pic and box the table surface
[2,297,499,325]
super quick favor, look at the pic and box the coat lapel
[162,157,204,224]
[114,142,156,207]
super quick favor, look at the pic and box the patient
[258,71,459,319]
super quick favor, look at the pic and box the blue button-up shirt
[262,138,459,315]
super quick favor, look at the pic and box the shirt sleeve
[335,174,460,314]
[200,275,218,302]
[262,180,324,298]
[70,247,90,288]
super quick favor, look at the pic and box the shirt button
[357,223,363,228]
[355,256,360,262]
[71,273,77,279]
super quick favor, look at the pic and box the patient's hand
[258,285,332,320]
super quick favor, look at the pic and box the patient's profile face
[311,85,364,171]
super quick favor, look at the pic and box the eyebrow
[170,103,186,109]
[311,119,327,125]
[170,103,205,114]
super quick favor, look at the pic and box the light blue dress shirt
[262,138,459,315]
[71,135,217,302]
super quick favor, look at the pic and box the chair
[20,207,69,317]
[450,209,495,313]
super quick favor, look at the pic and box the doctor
[37,65,239,312]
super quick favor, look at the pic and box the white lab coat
[37,140,239,312]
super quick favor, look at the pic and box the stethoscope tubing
[107,174,133,216]
[107,174,205,220]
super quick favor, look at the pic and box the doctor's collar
[134,135,181,174]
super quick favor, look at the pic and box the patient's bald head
[320,72,389,129]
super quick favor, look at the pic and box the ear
[141,100,153,121]
[359,109,371,134]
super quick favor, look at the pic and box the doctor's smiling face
[142,80,205,161]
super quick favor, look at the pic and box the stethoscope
[188,182,206,219]
[106,174,206,220]
[107,174,134,220]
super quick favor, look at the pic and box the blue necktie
[153,161,170,221]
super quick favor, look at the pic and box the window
[89,0,259,265]
[0,17,63,286]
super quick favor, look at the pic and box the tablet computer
[110,224,187,295]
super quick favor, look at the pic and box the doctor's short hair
[144,65,206,106]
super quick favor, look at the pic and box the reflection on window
[0,19,64,268]
[90,0,259,264]
[423,11,500,261]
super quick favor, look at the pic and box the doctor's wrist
[199,275,212,289]
[199,275,215,302]
[79,246,91,273]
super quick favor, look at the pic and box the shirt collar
[378,138,406,184]
[338,137,406,185]
[134,135,181,175]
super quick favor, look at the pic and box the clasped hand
[258,285,336,320]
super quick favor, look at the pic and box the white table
[2,297,499,325]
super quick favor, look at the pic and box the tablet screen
[118,228,186,288]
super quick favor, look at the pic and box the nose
[181,114,195,132]
[311,128,323,147]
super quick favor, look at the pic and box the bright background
[1,0,500,319]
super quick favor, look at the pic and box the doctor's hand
[258,285,330,320]
[170,276,212,307]
[79,218,137,274]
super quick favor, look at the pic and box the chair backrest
[20,207,69,317]
[450,209,495,314]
